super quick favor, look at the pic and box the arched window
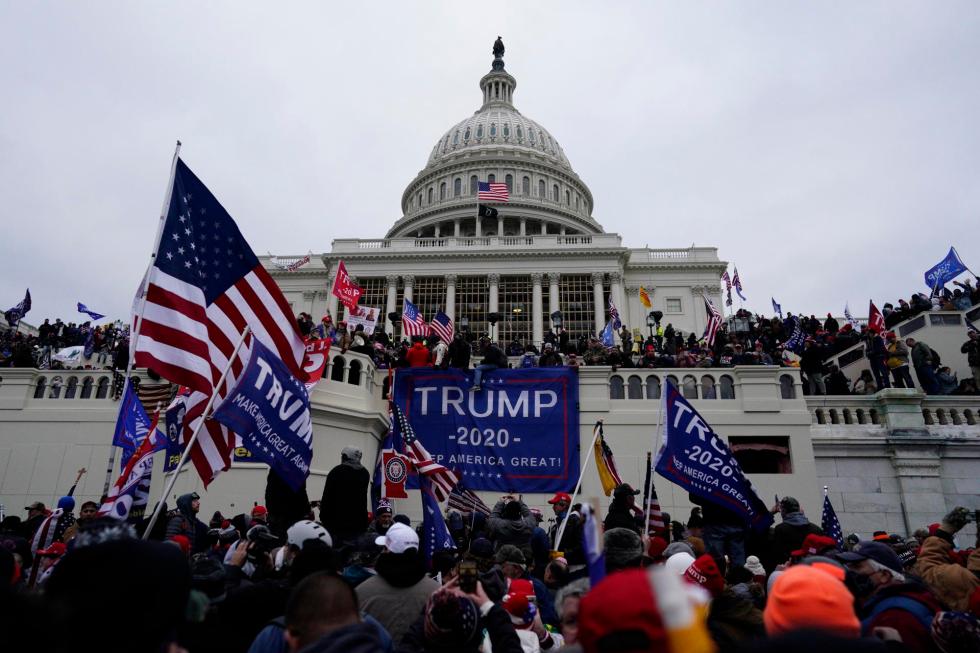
[575,195,580,209]
[463,127,470,141]
[331,356,346,382]
[505,174,513,192]
[417,192,422,207]
[701,376,717,399]
[522,176,530,195]
[538,179,545,197]
[80,377,94,399]
[503,123,510,137]
[488,174,495,183]
[49,376,63,399]
[348,359,362,385]
[490,123,497,137]
[453,178,461,197]
[666,375,679,390]
[516,125,523,139]
[453,130,460,145]
[65,376,78,399]
[552,185,559,201]
[33,377,47,399]
[470,175,478,194]
[476,124,484,139]
[529,129,536,144]
[609,376,625,399]
[439,182,447,200]
[780,375,796,399]
[720,375,736,399]
[627,375,643,399]
[427,187,433,204]
[682,375,698,399]
[565,190,570,205]
[646,376,661,399]
[95,377,110,399]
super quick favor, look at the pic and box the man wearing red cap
[250,505,268,526]
[546,492,583,569]
[790,534,839,560]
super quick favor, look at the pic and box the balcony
[331,233,624,254]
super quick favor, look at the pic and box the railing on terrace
[331,234,622,252]
[807,392,980,429]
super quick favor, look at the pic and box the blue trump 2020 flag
[112,383,166,466]
[212,338,313,491]
[420,475,456,567]
[655,380,773,531]
[77,302,105,321]
[924,247,967,290]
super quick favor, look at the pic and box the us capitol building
[0,42,976,538]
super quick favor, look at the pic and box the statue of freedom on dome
[493,36,505,59]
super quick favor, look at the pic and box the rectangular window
[665,297,682,313]
[455,276,489,342]
[728,436,792,474]
[497,275,532,346]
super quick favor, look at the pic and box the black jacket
[448,338,471,369]
[304,621,387,653]
[771,514,823,564]
[603,502,640,534]
[320,462,370,541]
[397,603,523,653]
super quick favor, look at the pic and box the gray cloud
[2,2,978,323]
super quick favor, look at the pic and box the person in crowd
[912,506,980,613]
[166,491,209,553]
[518,344,538,368]
[907,337,939,394]
[20,500,46,540]
[431,336,449,369]
[936,366,959,394]
[546,492,584,571]
[367,498,394,537]
[493,544,559,627]
[853,369,878,395]
[356,522,440,647]
[825,364,851,395]
[690,492,747,569]
[801,338,826,395]
[448,331,471,370]
[602,483,641,534]
[537,342,563,367]
[472,337,508,390]
[764,562,861,639]
[885,331,914,389]
[961,330,980,386]
[770,496,823,566]
[487,495,536,551]
[406,337,431,367]
[320,447,370,545]
[283,572,385,653]
[865,327,891,390]
[603,527,644,575]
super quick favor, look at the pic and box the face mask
[845,568,876,600]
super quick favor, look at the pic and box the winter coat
[356,551,440,647]
[859,580,942,653]
[910,341,932,369]
[961,338,980,367]
[770,513,823,564]
[264,469,311,536]
[548,512,584,566]
[406,343,431,367]
[448,338,471,369]
[165,494,208,552]
[602,502,640,534]
[480,345,509,368]
[800,345,825,374]
[886,340,910,369]
[487,500,537,550]
[707,589,766,650]
[912,533,980,612]
[397,602,523,653]
[320,461,370,541]
[300,621,387,653]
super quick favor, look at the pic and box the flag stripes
[702,294,722,347]
[430,311,454,342]
[401,298,430,338]
[477,181,509,202]
[448,484,491,516]
[393,404,458,501]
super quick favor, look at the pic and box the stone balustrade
[331,234,623,253]
[807,390,980,431]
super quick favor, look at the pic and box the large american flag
[430,311,454,342]
[447,483,491,516]
[643,451,666,536]
[821,493,844,549]
[477,181,509,203]
[702,294,722,348]
[392,404,458,501]
[133,159,307,486]
[401,298,430,338]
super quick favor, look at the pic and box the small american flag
[702,294,722,347]
[430,311,454,342]
[448,483,491,516]
[393,404,458,501]
[608,297,622,330]
[401,298,430,338]
[821,493,844,549]
[643,451,666,536]
[721,271,733,307]
[477,181,509,203]
[732,267,747,301]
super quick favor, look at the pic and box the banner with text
[655,380,773,531]
[392,367,579,493]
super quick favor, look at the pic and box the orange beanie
[764,563,860,638]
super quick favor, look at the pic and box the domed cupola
[388,39,600,239]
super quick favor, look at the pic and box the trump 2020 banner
[655,381,773,531]
[392,368,579,493]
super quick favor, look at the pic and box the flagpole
[554,420,603,552]
[141,325,250,540]
[102,141,182,497]
[644,396,665,534]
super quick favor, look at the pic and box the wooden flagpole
[102,141,182,497]
[141,326,250,540]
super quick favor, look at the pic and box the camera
[245,525,280,563]
[458,559,478,594]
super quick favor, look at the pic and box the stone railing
[331,234,623,253]
[807,389,980,430]
[0,368,141,410]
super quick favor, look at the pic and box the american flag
[430,311,454,342]
[392,404,458,501]
[643,452,666,536]
[608,297,622,330]
[134,378,175,414]
[132,158,307,486]
[821,493,844,549]
[477,181,509,203]
[732,267,747,301]
[702,294,722,347]
[447,483,492,516]
[721,271,733,307]
[401,298,430,338]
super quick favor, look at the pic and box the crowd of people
[0,318,128,369]
[2,449,978,653]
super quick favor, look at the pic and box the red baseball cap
[251,505,268,517]
[547,492,572,505]
[791,534,838,558]
[37,542,67,558]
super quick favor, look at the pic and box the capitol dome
[387,42,600,239]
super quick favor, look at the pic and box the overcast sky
[2,2,978,325]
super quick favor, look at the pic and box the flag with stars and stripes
[477,181,509,203]
[392,403,458,501]
[721,272,732,307]
[821,493,844,549]
[784,316,805,353]
[132,158,308,487]
[732,268,747,301]
[643,451,666,536]
[447,482,491,516]
[608,297,622,330]
[702,294,722,347]
[430,311,454,342]
[844,303,861,328]
[401,298,430,339]
[420,474,457,567]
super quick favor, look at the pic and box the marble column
[385,274,398,336]
[547,273,560,324]
[445,273,457,322]
[475,217,481,238]
[609,272,624,321]
[690,285,710,337]
[488,273,500,341]
[592,271,605,335]
[326,275,339,320]
[520,218,527,236]
[403,274,415,302]
[302,290,316,317]
[531,272,543,346]
[454,219,460,237]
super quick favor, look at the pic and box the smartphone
[458,560,478,594]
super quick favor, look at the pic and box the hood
[375,550,427,588]
[781,512,810,527]
[175,493,197,518]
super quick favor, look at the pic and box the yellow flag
[593,434,620,497]
[639,286,652,309]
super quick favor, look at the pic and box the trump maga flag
[924,247,968,290]
[655,380,772,530]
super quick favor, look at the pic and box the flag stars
[171,233,180,242]
[184,228,191,236]
[165,252,173,260]
[177,246,185,255]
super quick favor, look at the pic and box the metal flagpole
[102,140,182,497]
[141,326,250,540]
[554,420,602,552]
[644,399,665,535]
